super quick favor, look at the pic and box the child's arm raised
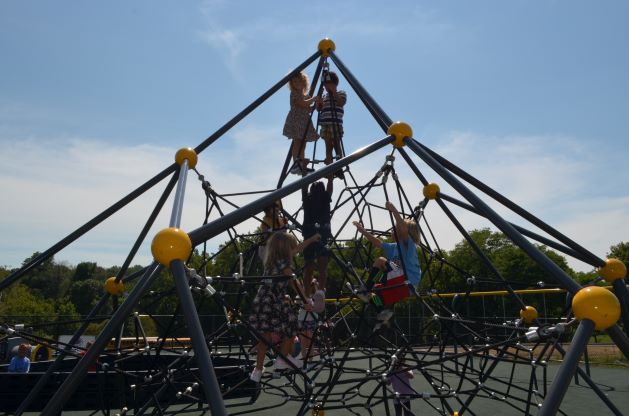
[385,201,408,243]
[292,233,321,256]
[353,221,383,248]
[294,94,316,109]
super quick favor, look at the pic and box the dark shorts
[303,224,331,261]
[304,241,331,261]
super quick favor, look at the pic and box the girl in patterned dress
[249,231,321,382]
[282,71,319,175]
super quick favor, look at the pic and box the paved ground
[26,358,626,416]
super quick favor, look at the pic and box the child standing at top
[302,176,333,313]
[316,71,347,176]
[283,71,319,175]
[249,232,321,382]
[353,202,421,326]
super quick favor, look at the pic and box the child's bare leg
[324,137,334,165]
[317,256,329,291]
[304,262,315,296]
[333,136,343,160]
[280,337,294,359]
[255,333,271,370]
[300,330,313,359]
[291,139,300,164]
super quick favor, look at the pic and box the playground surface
[17,358,627,416]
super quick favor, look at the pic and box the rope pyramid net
[1,40,628,416]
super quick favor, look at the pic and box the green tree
[68,279,103,315]
[0,283,57,336]
[608,241,629,272]
[74,261,98,281]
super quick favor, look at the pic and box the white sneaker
[313,290,326,313]
[274,355,303,371]
[376,309,394,323]
[250,368,263,383]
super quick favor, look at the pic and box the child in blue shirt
[8,343,31,373]
[353,202,421,328]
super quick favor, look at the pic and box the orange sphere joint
[598,258,627,283]
[104,277,125,296]
[318,38,336,57]
[151,227,192,267]
[572,286,621,330]
[519,305,538,323]
[387,122,413,148]
[423,183,440,200]
[175,147,198,170]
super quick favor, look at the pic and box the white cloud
[2,128,627,276]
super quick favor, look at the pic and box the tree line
[1,230,627,340]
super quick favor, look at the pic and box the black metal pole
[0,165,174,291]
[438,192,591,263]
[167,160,227,415]
[2,52,322,293]
[553,343,624,416]
[189,135,394,245]
[539,319,594,416]
[115,172,180,282]
[415,141,605,268]
[40,262,162,416]
[605,324,629,360]
[405,138,583,295]
[15,293,110,415]
[195,51,321,154]
[611,279,629,338]
[328,50,392,131]
[171,260,227,415]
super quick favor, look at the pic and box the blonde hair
[265,232,298,272]
[288,71,309,95]
[405,219,420,245]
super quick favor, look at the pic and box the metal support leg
[40,262,162,416]
[539,319,594,416]
[171,260,227,415]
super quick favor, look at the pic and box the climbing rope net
[1,40,628,416]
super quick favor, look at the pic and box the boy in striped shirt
[316,71,347,177]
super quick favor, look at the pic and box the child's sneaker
[312,289,326,313]
[274,355,303,371]
[373,308,394,332]
[289,164,302,175]
[249,368,263,383]
[376,308,394,323]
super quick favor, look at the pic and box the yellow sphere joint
[387,122,413,148]
[104,276,125,296]
[175,147,198,170]
[423,183,440,200]
[572,286,621,330]
[318,38,336,57]
[598,258,627,283]
[151,227,192,266]
[519,305,538,323]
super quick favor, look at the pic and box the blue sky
[1,1,628,273]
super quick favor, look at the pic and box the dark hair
[323,71,339,86]
[309,181,326,197]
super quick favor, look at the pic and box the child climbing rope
[283,71,318,175]
[316,70,346,178]
[249,232,320,383]
[352,201,421,329]
[302,175,333,313]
